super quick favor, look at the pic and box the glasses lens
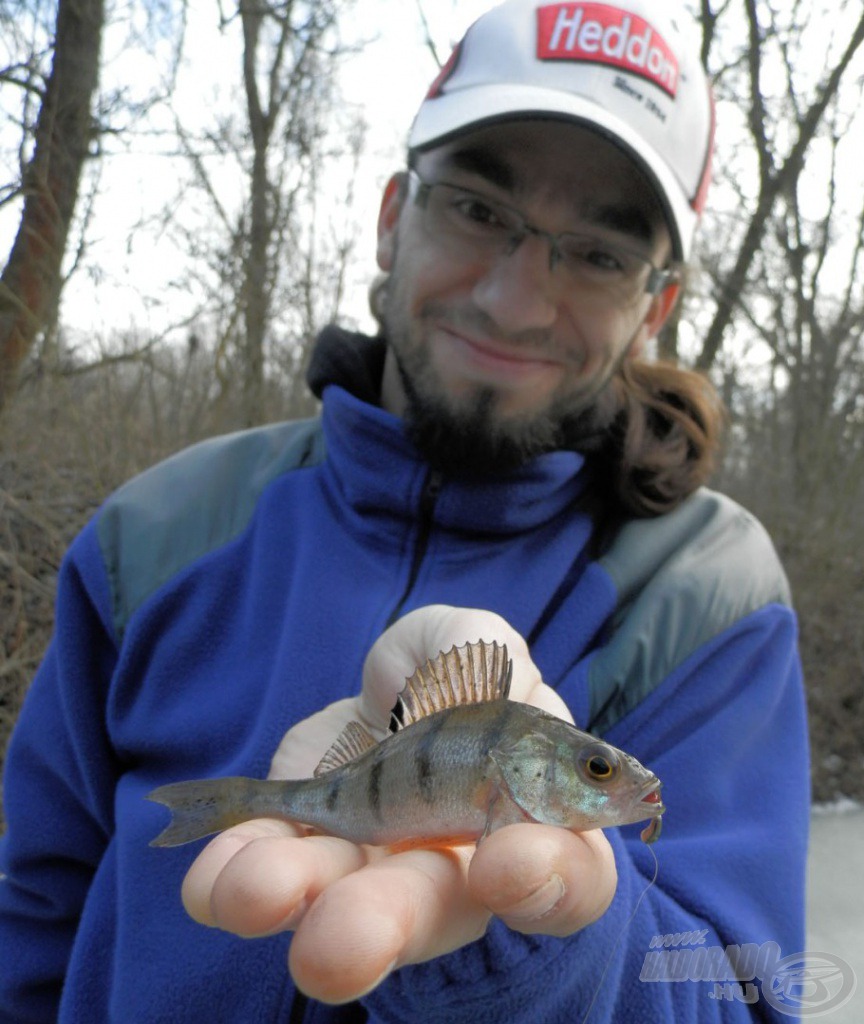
[426,183,521,246]
[414,176,661,306]
[556,234,653,303]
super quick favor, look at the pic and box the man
[0,1,809,1022]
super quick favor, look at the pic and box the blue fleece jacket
[0,330,809,1023]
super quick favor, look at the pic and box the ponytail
[587,359,724,523]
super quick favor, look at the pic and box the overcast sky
[0,1,496,342]
[3,1,861,355]
[0,1,497,344]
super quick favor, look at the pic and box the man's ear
[629,282,681,359]
[376,173,407,272]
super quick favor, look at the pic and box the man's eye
[451,196,508,230]
[563,239,629,274]
[588,248,624,271]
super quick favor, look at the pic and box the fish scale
[311,702,520,843]
[148,641,664,849]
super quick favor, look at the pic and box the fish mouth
[638,780,664,844]
[639,779,664,813]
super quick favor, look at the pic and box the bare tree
[727,121,864,494]
[691,0,864,373]
[688,3,864,800]
[170,0,364,429]
[0,0,105,413]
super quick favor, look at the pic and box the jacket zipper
[288,471,443,1024]
[386,469,443,627]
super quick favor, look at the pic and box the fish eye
[581,745,620,782]
[588,756,613,778]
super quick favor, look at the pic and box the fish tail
[147,776,290,847]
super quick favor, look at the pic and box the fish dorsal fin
[392,640,512,731]
[314,720,378,777]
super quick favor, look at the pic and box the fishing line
[579,843,659,1024]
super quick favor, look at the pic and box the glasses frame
[407,169,679,300]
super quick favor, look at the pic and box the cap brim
[408,84,697,261]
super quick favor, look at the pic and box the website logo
[641,934,857,1017]
[763,951,857,1018]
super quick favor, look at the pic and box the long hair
[583,358,724,538]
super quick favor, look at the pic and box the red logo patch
[537,3,679,98]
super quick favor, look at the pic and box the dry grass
[1,378,111,796]
[0,464,78,759]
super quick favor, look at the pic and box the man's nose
[471,232,561,333]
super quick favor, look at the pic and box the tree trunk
[0,0,105,413]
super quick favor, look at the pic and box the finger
[210,833,374,937]
[181,819,303,926]
[289,845,489,1004]
[181,819,371,934]
[468,824,616,937]
[516,673,574,723]
[423,608,570,719]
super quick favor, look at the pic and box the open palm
[180,606,617,1003]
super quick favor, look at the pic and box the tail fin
[147,777,266,847]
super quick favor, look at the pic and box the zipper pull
[386,469,445,627]
[421,470,443,513]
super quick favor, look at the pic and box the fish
[147,640,664,849]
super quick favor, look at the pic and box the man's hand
[180,606,617,1004]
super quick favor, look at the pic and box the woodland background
[1,0,863,829]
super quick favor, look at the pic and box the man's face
[376,121,678,475]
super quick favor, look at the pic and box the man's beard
[387,323,624,479]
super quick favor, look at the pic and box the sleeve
[0,520,120,1022]
[359,603,809,1024]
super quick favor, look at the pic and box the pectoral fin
[479,787,535,843]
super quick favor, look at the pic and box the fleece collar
[308,325,587,537]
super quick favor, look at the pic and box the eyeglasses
[408,170,678,307]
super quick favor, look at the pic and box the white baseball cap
[408,0,714,261]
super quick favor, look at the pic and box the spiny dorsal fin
[393,640,512,731]
[314,720,378,777]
